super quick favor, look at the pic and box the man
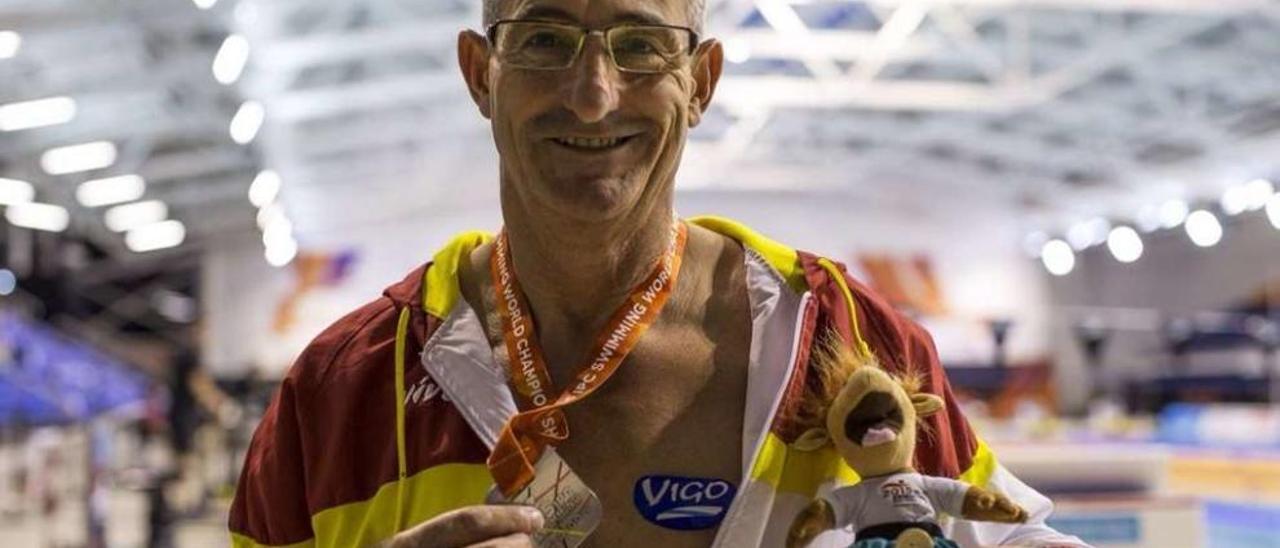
[229,0,1087,546]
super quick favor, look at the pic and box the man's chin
[534,175,641,222]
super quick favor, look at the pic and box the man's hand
[383,505,545,548]
[961,486,1027,524]
[786,499,835,548]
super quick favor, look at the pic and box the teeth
[556,136,622,149]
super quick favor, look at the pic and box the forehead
[833,369,904,404]
[502,0,690,27]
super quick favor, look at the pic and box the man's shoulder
[687,215,919,349]
[798,249,926,344]
[284,262,432,391]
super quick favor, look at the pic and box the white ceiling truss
[1,0,1278,248]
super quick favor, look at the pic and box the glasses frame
[484,19,701,74]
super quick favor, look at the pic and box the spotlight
[1159,199,1189,229]
[1041,239,1075,276]
[1265,193,1280,230]
[230,101,265,144]
[1107,226,1143,263]
[1185,210,1222,248]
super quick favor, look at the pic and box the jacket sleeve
[817,260,1090,547]
[229,373,315,547]
[946,464,1091,547]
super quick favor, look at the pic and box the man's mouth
[843,391,905,448]
[549,135,637,151]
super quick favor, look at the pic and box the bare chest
[504,325,749,548]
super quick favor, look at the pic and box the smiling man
[229,1,1087,547]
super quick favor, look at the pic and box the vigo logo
[633,475,736,531]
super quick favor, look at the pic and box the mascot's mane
[792,333,929,440]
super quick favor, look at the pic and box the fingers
[977,493,996,509]
[989,496,1027,523]
[997,497,1026,521]
[465,533,535,548]
[1012,506,1029,523]
[392,505,544,548]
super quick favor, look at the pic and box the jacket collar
[420,245,812,481]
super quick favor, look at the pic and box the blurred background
[0,0,1278,546]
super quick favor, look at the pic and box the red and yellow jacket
[230,217,1083,547]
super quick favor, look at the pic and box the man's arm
[946,465,1091,548]
[229,375,314,547]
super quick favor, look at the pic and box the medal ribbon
[486,221,688,497]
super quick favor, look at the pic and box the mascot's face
[792,347,944,478]
[821,366,944,478]
[826,367,919,478]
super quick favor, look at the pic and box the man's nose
[563,36,621,124]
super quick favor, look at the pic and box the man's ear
[687,39,723,128]
[457,29,493,119]
[910,393,945,418]
[793,428,832,452]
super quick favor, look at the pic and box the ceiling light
[192,0,218,10]
[1065,226,1090,251]
[76,174,145,207]
[0,178,35,205]
[0,31,19,59]
[265,238,298,267]
[212,34,250,85]
[261,217,293,249]
[1107,226,1143,263]
[1266,193,1280,230]
[248,169,280,207]
[1041,239,1075,276]
[1185,209,1222,248]
[1221,185,1249,216]
[126,220,186,252]
[1066,220,1103,251]
[229,101,265,144]
[1159,199,1189,229]
[104,200,167,232]
[1086,218,1110,246]
[6,202,69,232]
[0,96,76,131]
[40,141,117,175]
[1135,205,1162,233]
[1243,178,1275,211]
[256,203,285,230]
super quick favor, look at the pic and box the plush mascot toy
[786,342,1028,548]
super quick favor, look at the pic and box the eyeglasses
[485,20,700,74]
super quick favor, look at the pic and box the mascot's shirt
[824,472,969,531]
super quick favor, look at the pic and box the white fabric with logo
[823,472,969,532]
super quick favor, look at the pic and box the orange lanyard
[487,221,688,496]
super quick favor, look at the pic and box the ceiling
[2,0,1279,260]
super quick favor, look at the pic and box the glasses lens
[496,22,581,69]
[609,26,688,73]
